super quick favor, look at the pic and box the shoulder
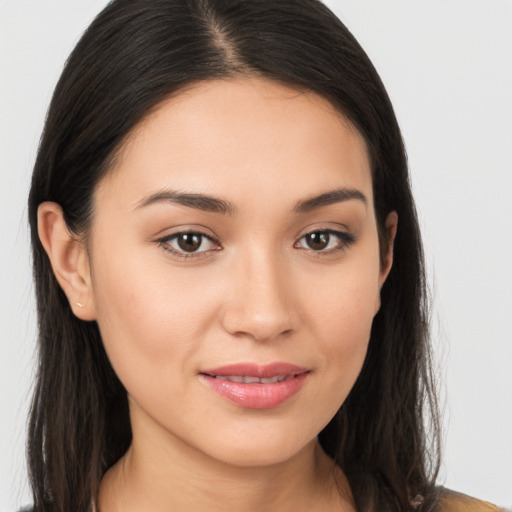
[438,489,507,512]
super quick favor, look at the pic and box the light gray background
[1,1,511,510]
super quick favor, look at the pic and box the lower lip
[199,373,309,409]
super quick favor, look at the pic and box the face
[85,78,394,467]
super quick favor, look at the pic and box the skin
[38,78,397,512]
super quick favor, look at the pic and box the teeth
[214,375,288,384]
[260,376,287,383]
[242,376,260,384]
[221,376,245,383]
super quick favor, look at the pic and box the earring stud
[76,302,84,308]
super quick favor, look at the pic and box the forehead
[97,78,373,213]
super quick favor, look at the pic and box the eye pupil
[306,232,329,250]
[177,233,202,252]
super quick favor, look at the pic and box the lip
[199,362,309,409]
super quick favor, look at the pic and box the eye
[157,231,220,259]
[294,229,355,253]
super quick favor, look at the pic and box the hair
[27,1,441,511]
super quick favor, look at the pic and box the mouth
[198,363,310,409]
[206,374,292,384]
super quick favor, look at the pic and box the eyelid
[156,229,222,260]
[294,228,356,254]
[155,225,356,261]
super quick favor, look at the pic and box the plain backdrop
[1,1,511,510]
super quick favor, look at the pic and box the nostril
[247,326,295,343]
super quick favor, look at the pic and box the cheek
[304,252,380,340]
[89,240,220,389]
[302,253,381,395]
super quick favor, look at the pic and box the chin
[195,428,318,469]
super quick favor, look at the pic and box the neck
[98,411,353,512]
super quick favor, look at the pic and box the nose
[220,247,297,343]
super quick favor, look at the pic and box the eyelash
[157,230,220,260]
[293,229,356,254]
[156,228,356,260]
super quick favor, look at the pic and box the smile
[199,363,309,409]
[210,375,289,384]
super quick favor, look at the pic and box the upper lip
[200,362,308,378]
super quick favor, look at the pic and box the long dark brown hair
[27,1,441,511]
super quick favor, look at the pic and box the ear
[378,211,398,289]
[37,202,97,321]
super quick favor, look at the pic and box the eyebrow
[294,188,367,213]
[135,187,367,215]
[136,190,237,215]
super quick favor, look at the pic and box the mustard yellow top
[440,489,509,512]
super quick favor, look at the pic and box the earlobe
[37,202,96,321]
[379,211,398,289]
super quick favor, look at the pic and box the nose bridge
[221,241,295,342]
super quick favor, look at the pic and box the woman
[22,0,505,511]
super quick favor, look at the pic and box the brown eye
[294,229,356,253]
[158,231,219,258]
[177,233,202,252]
[304,232,330,250]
